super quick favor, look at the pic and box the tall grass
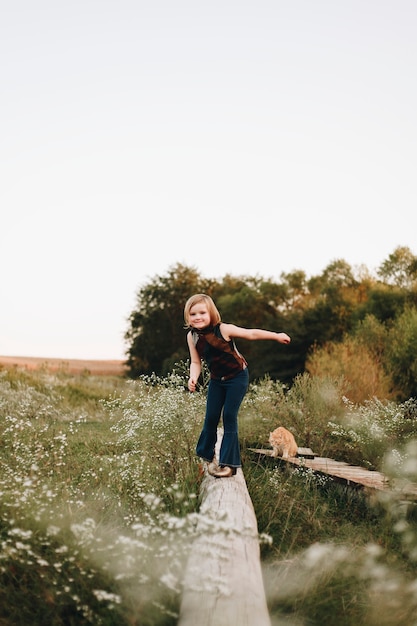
[1,365,417,624]
[0,367,204,624]
[240,376,417,625]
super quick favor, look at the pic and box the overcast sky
[2,0,416,360]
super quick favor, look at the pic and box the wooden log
[179,439,271,626]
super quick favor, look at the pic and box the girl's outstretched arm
[221,323,291,344]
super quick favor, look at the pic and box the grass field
[1,362,417,624]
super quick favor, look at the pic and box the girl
[184,293,291,478]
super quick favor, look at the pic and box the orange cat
[269,426,298,459]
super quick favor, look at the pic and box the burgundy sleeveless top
[191,324,247,381]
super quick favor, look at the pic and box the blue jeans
[196,368,249,468]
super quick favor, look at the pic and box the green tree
[295,260,361,356]
[377,246,417,289]
[386,307,417,399]
[124,249,417,395]
[355,285,408,324]
[354,247,417,325]
[354,314,388,361]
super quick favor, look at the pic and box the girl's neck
[194,324,214,335]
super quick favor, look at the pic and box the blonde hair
[184,294,221,328]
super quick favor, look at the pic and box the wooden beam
[248,448,390,492]
[179,441,271,626]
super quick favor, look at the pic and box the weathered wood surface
[249,448,417,499]
[250,447,388,490]
[179,446,270,626]
[297,447,315,459]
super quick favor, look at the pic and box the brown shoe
[207,458,220,475]
[212,466,236,478]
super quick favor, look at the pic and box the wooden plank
[179,437,271,626]
[248,448,389,491]
[297,447,315,459]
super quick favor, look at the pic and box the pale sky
[2,0,416,361]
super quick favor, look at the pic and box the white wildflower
[92,589,122,604]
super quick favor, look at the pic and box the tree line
[124,246,417,402]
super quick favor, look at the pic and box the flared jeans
[196,367,249,468]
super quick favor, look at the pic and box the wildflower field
[2,364,417,625]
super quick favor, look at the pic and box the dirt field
[0,355,127,376]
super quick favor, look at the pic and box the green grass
[1,365,417,624]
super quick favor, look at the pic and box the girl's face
[189,301,211,329]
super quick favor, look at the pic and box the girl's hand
[277,333,291,344]
[188,377,197,392]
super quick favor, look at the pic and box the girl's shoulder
[218,322,235,341]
